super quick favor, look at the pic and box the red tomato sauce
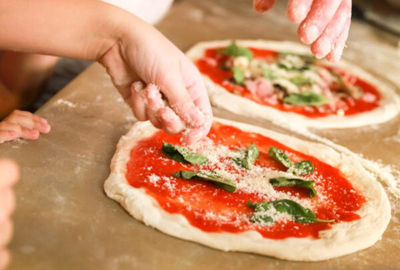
[195,48,381,118]
[125,122,365,239]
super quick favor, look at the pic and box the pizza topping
[283,92,330,106]
[196,43,381,117]
[162,142,208,165]
[248,199,334,225]
[270,177,317,198]
[127,122,366,239]
[232,143,259,170]
[268,146,314,176]
[219,40,253,61]
[172,170,236,193]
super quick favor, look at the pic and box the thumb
[253,0,277,13]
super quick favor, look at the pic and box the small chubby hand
[253,0,352,62]
[0,110,51,144]
[0,159,19,270]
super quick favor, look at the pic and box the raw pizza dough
[186,40,400,129]
[104,118,391,261]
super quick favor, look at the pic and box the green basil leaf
[268,146,292,169]
[232,66,245,84]
[283,92,330,106]
[270,177,317,197]
[233,143,259,169]
[248,199,333,224]
[293,160,314,176]
[162,142,208,165]
[172,170,236,193]
[220,40,253,60]
[289,76,313,86]
[263,68,276,80]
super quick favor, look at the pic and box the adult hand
[0,159,19,270]
[99,20,212,144]
[253,0,352,62]
[0,110,51,144]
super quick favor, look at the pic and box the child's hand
[0,159,19,270]
[0,110,51,144]
[99,21,212,144]
[253,0,351,62]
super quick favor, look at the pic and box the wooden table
[1,1,400,269]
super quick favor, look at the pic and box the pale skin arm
[0,0,212,144]
[253,0,352,62]
[0,52,59,118]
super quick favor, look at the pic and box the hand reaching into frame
[253,0,352,62]
[0,110,51,144]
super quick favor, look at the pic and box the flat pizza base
[186,40,400,129]
[104,118,391,261]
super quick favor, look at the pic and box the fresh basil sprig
[172,170,236,193]
[289,76,312,86]
[162,142,208,165]
[268,146,293,169]
[293,160,314,176]
[220,40,253,60]
[283,92,330,106]
[268,147,314,176]
[269,177,317,197]
[232,66,245,84]
[248,199,333,224]
[233,143,259,170]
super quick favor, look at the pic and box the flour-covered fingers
[287,0,313,23]
[253,0,276,13]
[145,84,164,129]
[159,107,185,135]
[298,0,343,45]
[326,16,351,62]
[311,0,351,59]
[160,77,205,129]
[130,82,148,121]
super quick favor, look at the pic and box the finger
[7,113,36,131]
[130,82,147,121]
[311,0,351,59]
[145,84,164,129]
[298,0,343,44]
[0,219,13,248]
[0,131,18,144]
[0,159,19,188]
[182,110,213,145]
[159,107,185,135]
[32,115,51,134]
[326,16,351,62]
[287,0,313,23]
[253,0,276,13]
[0,250,10,270]
[20,128,40,140]
[0,189,15,223]
[159,77,205,129]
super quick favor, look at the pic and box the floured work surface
[1,0,399,269]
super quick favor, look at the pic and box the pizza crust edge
[185,40,400,129]
[104,118,391,261]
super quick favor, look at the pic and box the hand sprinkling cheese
[130,81,212,145]
[253,0,352,62]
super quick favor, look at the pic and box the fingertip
[253,0,276,13]
[298,24,319,45]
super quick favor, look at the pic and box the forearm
[0,81,19,119]
[0,0,135,60]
